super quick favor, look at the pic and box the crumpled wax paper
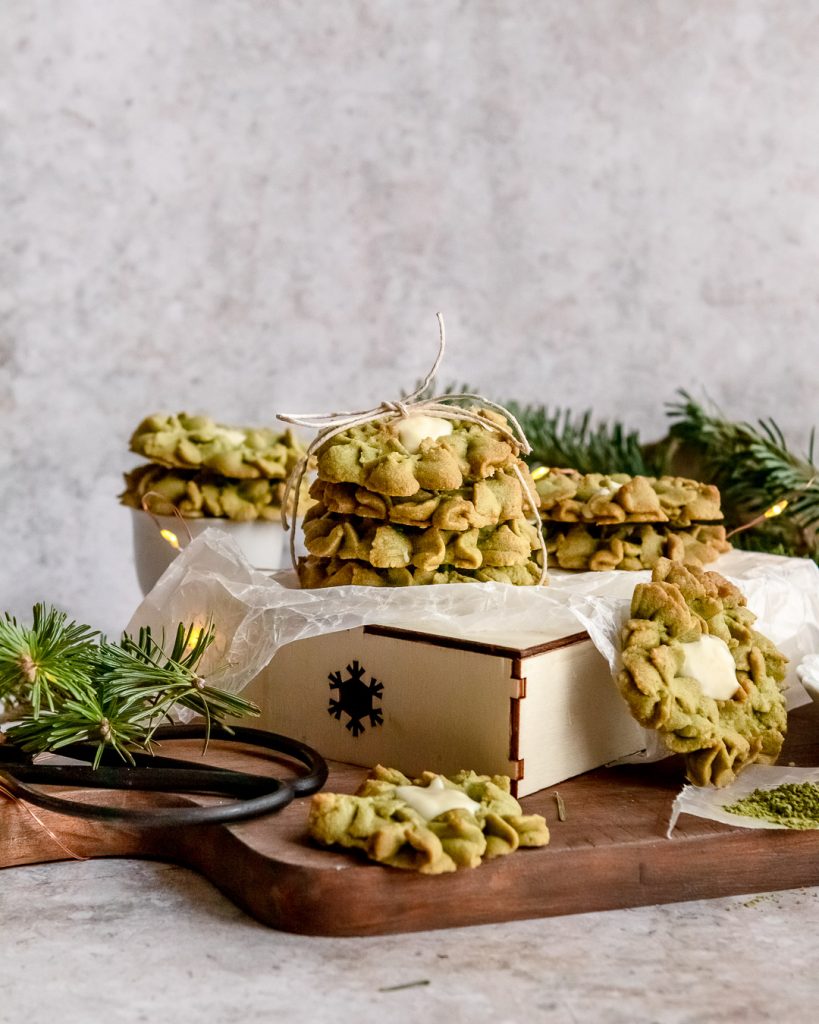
[127,533,819,748]
[126,530,587,696]
[668,764,819,836]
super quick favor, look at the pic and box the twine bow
[278,314,548,583]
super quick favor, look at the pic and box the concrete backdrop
[2,1,818,631]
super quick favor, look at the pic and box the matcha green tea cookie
[308,765,549,874]
[617,559,788,786]
[310,466,532,530]
[303,509,542,571]
[120,464,290,522]
[544,522,731,571]
[130,412,303,480]
[298,554,543,588]
[315,410,523,497]
[534,469,723,526]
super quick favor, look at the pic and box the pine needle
[667,391,819,561]
[0,604,98,716]
[3,607,259,765]
[506,402,668,476]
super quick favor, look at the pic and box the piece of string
[726,474,818,539]
[140,491,194,547]
[278,314,548,584]
[0,779,88,861]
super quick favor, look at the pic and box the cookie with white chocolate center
[308,765,549,874]
[617,559,788,787]
[315,410,522,497]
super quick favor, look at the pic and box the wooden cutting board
[2,703,819,937]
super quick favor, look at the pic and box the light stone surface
[1,858,818,1023]
[1,1,819,631]
[2,6,819,1012]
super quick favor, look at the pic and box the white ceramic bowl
[129,508,289,595]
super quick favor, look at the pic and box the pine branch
[667,391,819,561]
[3,609,260,765]
[0,605,98,716]
[506,402,669,476]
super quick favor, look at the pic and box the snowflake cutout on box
[327,659,384,737]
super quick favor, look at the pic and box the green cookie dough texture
[310,465,534,530]
[120,464,289,521]
[303,507,542,571]
[308,765,550,874]
[618,559,788,787]
[130,412,304,480]
[297,554,543,588]
[544,522,731,571]
[534,469,723,526]
[315,410,522,497]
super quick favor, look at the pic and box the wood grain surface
[2,704,819,937]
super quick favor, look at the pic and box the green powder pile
[725,782,819,830]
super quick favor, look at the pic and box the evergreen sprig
[2,608,259,766]
[506,402,667,476]
[0,605,98,716]
[667,392,819,561]
[417,379,818,561]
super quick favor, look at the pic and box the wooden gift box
[241,622,646,797]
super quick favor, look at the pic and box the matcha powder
[725,782,819,830]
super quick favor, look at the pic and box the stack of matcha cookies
[297,410,545,587]
[534,468,730,571]
[121,412,305,522]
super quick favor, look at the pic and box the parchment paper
[668,765,819,835]
[127,533,819,756]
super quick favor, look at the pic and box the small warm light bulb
[531,466,550,481]
[764,500,789,519]
[160,529,180,550]
[186,626,202,648]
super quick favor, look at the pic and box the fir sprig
[0,605,98,716]
[667,392,819,561]
[427,381,667,475]
[8,691,163,769]
[506,402,668,476]
[2,607,259,765]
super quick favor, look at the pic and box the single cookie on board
[617,559,788,787]
[308,765,549,874]
[130,412,303,480]
[543,522,731,571]
[534,469,723,526]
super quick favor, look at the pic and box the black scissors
[0,724,328,827]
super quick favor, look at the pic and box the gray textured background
[2,1,818,632]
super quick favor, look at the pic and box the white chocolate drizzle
[396,414,454,454]
[394,775,480,820]
[680,635,740,701]
[593,478,623,498]
[213,427,247,446]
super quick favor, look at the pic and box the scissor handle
[0,723,328,827]
[1,764,280,797]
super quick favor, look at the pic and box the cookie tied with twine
[278,314,548,587]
